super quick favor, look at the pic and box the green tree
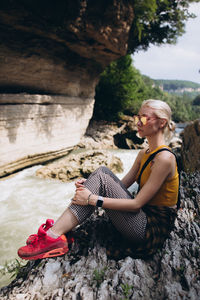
[93,55,146,120]
[128,0,199,53]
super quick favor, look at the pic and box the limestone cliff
[0,0,134,176]
[0,94,94,177]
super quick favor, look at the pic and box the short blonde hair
[141,99,175,138]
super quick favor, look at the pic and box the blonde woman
[18,99,179,260]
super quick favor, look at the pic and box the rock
[0,171,199,299]
[77,120,121,150]
[168,135,182,149]
[77,118,147,150]
[36,150,123,181]
[113,116,146,149]
[181,119,200,172]
[0,1,134,95]
[0,94,94,177]
[0,0,135,177]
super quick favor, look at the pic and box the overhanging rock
[0,0,134,176]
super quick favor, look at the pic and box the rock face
[181,119,200,172]
[0,171,200,299]
[77,117,148,150]
[0,0,134,95]
[0,94,94,177]
[0,0,135,176]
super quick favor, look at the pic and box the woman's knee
[96,166,111,174]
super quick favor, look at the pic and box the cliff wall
[0,94,94,177]
[0,0,134,176]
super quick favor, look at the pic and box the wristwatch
[96,196,104,207]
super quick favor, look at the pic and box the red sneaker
[18,219,69,260]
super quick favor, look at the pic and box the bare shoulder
[155,150,176,166]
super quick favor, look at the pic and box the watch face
[96,196,103,207]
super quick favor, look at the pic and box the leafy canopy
[129,0,200,53]
[94,55,147,120]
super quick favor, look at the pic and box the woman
[18,99,179,260]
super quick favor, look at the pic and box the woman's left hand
[72,186,91,206]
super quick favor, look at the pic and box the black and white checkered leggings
[69,166,147,243]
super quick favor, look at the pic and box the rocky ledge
[0,171,199,300]
[36,150,123,182]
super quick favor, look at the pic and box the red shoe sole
[20,246,69,260]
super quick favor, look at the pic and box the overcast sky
[133,2,200,84]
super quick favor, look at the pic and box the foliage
[92,267,107,288]
[163,93,200,122]
[0,259,26,279]
[128,0,199,53]
[120,283,133,300]
[93,55,199,123]
[94,54,163,121]
[94,55,142,120]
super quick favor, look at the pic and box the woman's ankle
[46,228,60,239]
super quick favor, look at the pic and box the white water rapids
[0,149,139,288]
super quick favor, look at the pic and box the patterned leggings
[69,166,147,243]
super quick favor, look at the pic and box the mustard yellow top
[136,145,179,207]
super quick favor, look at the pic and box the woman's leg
[18,167,147,260]
[53,167,147,243]
[50,208,79,236]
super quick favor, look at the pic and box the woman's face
[136,105,163,138]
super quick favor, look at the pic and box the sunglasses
[133,115,159,126]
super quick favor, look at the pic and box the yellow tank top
[136,145,179,206]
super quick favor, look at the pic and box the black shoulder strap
[137,148,181,209]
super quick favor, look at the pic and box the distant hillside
[153,79,200,94]
[153,79,200,98]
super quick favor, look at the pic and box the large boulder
[181,119,200,172]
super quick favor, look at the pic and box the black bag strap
[137,148,181,209]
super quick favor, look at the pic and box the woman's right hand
[75,178,86,188]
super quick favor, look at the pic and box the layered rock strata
[0,0,134,176]
[0,0,134,94]
[0,94,94,177]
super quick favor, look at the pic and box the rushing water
[0,149,139,288]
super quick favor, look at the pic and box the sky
[133,2,200,84]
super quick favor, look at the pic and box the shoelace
[26,234,39,245]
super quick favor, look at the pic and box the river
[0,149,139,288]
